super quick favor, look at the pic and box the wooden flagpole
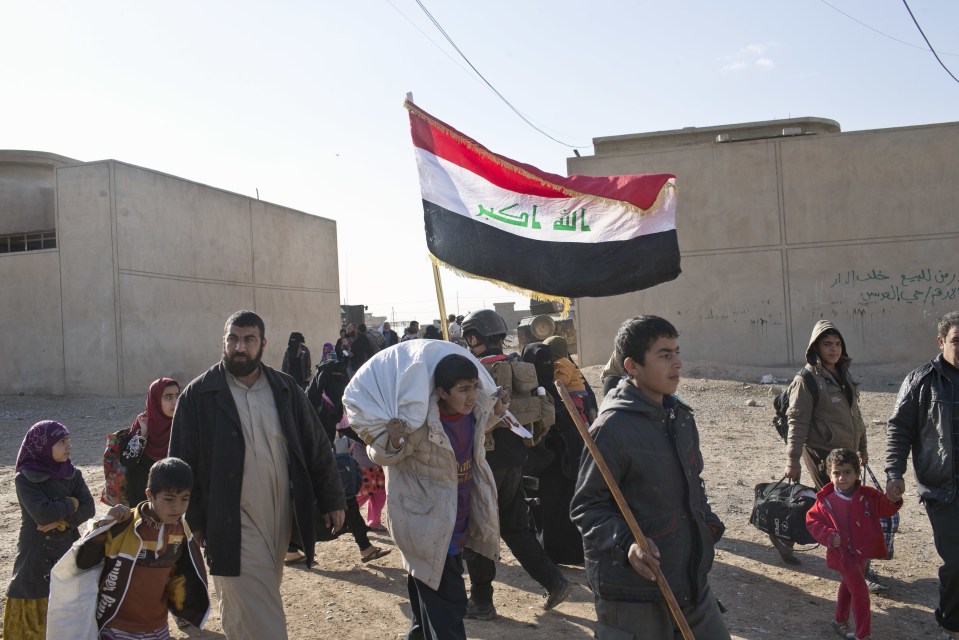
[411,90,450,342]
[555,380,695,640]
[432,261,450,341]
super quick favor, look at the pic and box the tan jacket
[368,392,500,590]
[786,320,867,463]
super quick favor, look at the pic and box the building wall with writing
[1,156,340,395]
[568,120,959,367]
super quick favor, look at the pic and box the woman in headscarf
[282,331,312,388]
[521,341,594,565]
[3,421,95,640]
[123,377,180,507]
[319,341,336,365]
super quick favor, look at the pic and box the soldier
[460,309,572,620]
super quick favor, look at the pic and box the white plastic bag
[46,520,115,640]
[343,340,496,445]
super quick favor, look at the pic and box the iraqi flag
[406,101,680,300]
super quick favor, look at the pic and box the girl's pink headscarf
[135,377,179,461]
[16,420,75,479]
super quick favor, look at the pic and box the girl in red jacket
[806,448,903,640]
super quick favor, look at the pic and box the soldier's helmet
[461,309,508,338]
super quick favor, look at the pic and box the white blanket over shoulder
[343,340,496,444]
[46,519,117,640]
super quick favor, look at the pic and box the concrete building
[493,301,531,332]
[568,118,959,367]
[1,150,340,395]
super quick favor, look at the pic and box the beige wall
[0,251,65,393]
[570,120,959,367]
[0,151,77,235]
[1,157,340,395]
[57,162,122,395]
[109,162,340,395]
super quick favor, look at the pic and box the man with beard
[169,310,345,640]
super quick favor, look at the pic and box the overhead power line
[901,0,959,85]
[411,0,589,149]
[817,0,957,57]
[383,0,480,82]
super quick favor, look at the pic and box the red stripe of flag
[407,101,674,210]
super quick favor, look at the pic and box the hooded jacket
[885,354,958,502]
[367,391,500,590]
[570,380,724,604]
[786,320,867,464]
[805,481,902,569]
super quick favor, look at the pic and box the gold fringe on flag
[428,254,571,317]
[405,100,677,218]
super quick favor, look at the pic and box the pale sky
[3,1,957,327]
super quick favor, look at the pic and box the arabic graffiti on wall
[830,268,959,305]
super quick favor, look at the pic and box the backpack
[485,357,556,445]
[772,368,818,442]
[100,424,146,506]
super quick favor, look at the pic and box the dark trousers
[594,581,730,640]
[289,497,370,553]
[407,553,467,640]
[528,458,584,565]
[927,498,959,632]
[344,499,372,551]
[464,465,564,604]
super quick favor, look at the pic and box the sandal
[284,551,306,565]
[830,620,852,639]
[361,546,392,563]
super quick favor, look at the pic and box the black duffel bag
[749,477,817,545]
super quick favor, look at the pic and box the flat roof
[591,117,841,154]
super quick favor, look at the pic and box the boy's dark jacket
[570,379,724,604]
[76,505,210,630]
[169,362,347,575]
[805,481,902,569]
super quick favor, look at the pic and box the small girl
[806,448,903,640]
[544,335,592,424]
[3,420,95,640]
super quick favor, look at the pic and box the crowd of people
[4,307,959,640]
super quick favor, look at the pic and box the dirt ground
[0,360,945,639]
